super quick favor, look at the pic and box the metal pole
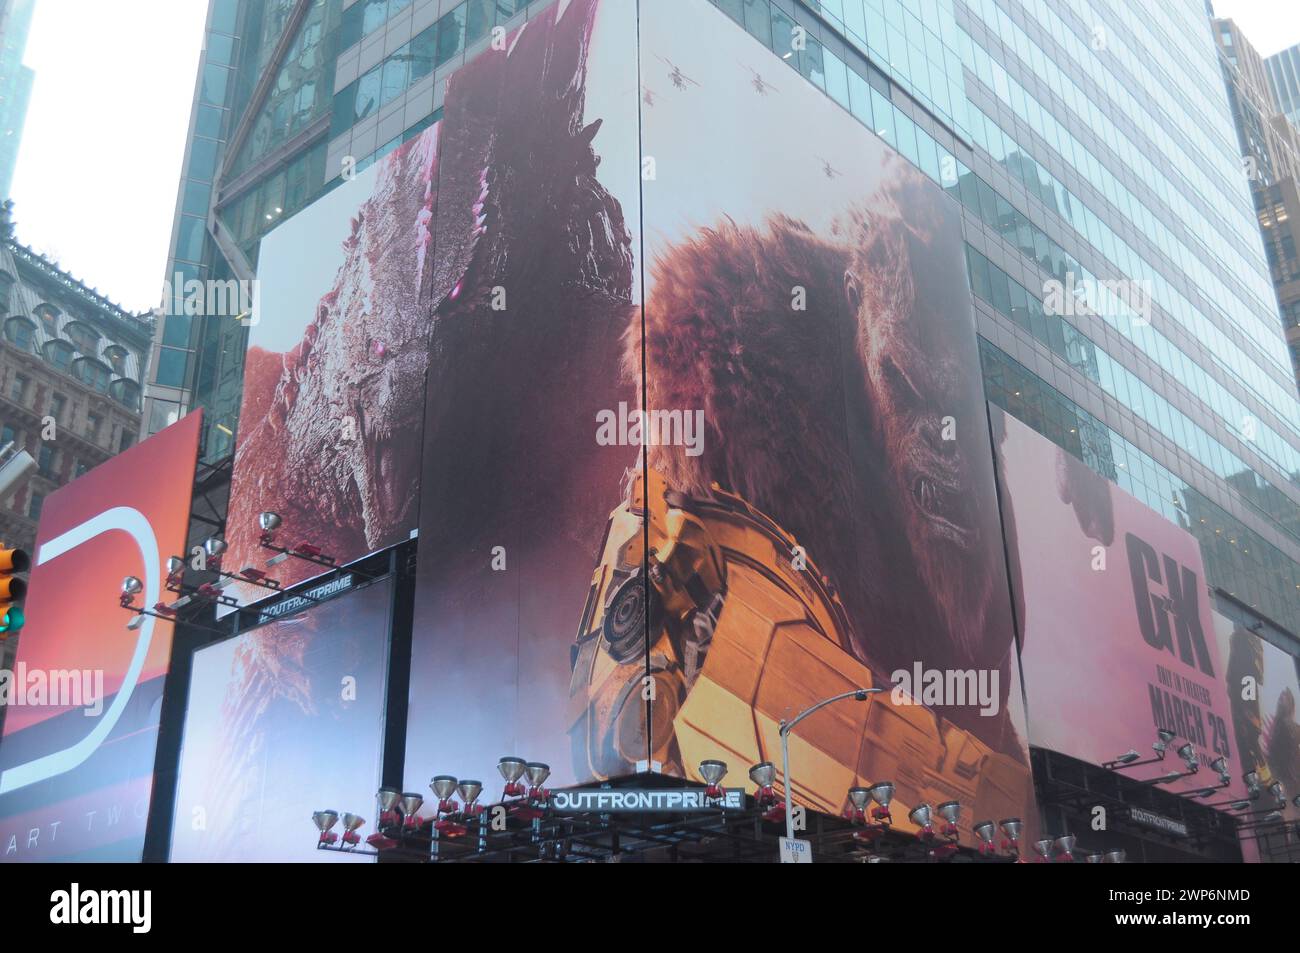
[778,687,883,845]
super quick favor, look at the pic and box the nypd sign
[550,788,744,812]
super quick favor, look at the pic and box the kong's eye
[880,355,923,408]
[369,338,387,359]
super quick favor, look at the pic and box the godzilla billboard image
[402,0,1035,840]
[169,580,392,862]
[994,407,1241,794]
[0,412,202,861]
[403,0,644,796]
[221,125,439,614]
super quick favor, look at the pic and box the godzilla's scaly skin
[225,129,439,597]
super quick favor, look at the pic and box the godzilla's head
[426,0,633,322]
[843,159,1002,665]
[275,129,438,547]
[1054,445,1115,545]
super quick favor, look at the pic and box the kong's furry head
[840,160,1006,669]
[636,160,1011,677]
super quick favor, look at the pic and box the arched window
[34,303,60,336]
[4,316,36,351]
[103,344,130,376]
[73,357,112,393]
[65,320,101,356]
[109,378,141,411]
[43,339,75,371]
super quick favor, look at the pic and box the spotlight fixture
[869,781,895,823]
[340,812,365,847]
[524,762,551,801]
[1103,849,1126,863]
[377,787,402,827]
[458,780,484,816]
[1085,852,1104,864]
[118,573,228,634]
[254,510,365,576]
[845,787,871,825]
[1268,781,1285,802]
[1111,750,1140,765]
[973,820,997,856]
[1244,771,1261,796]
[203,537,228,567]
[1053,834,1076,863]
[120,576,143,603]
[936,800,961,839]
[498,756,527,798]
[400,792,424,829]
[1209,757,1228,776]
[999,817,1023,858]
[750,761,783,822]
[908,803,934,839]
[1153,728,1176,757]
[699,759,728,800]
[312,810,339,846]
[1175,742,1194,762]
[1032,838,1054,863]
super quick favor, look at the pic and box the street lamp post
[779,687,884,842]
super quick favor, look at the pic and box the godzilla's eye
[880,355,923,407]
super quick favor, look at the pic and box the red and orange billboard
[0,411,202,861]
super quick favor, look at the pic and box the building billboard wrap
[220,124,440,614]
[169,580,392,862]
[0,411,202,861]
[994,406,1241,793]
[404,0,1034,841]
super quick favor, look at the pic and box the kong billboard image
[220,125,439,613]
[0,413,202,861]
[169,580,391,862]
[994,407,1239,791]
[403,0,1034,842]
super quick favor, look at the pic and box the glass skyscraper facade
[152,0,1300,645]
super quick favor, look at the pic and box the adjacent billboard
[169,580,392,862]
[0,412,202,861]
[221,125,439,613]
[404,0,1034,838]
[1213,611,1300,804]
[994,406,1240,793]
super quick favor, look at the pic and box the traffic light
[0,542,29,637]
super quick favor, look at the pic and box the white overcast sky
[1213,0,1300,57]
[3,1,1300,316]
[9,0,208,315]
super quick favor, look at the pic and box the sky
[8,0,208,315]
[1213,0,1300,57]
